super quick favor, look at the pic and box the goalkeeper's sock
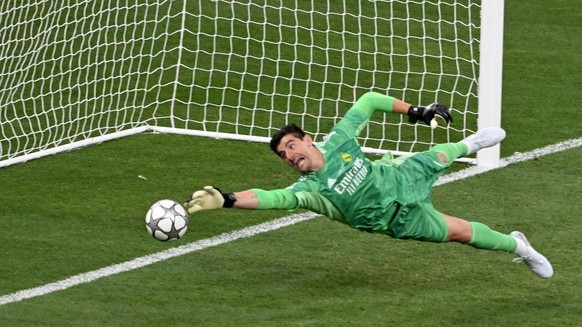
[431,142,468,162]
[469,222,519,253]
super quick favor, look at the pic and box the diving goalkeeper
[184,91,553,279]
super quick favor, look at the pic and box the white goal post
[0,0,504,169]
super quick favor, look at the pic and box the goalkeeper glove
[184,186,236,214]
[407,103,453,126]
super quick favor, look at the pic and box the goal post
[477,0,505,168]
[0,0,504,169]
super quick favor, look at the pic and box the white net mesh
[0,0,487,166]
[0,0,172,161]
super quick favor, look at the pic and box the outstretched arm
[352,91,452,126]
[184,186,347,223]
[184,187,300,213]
[184,187,259,213]
[231,190,259,209]
[335,92,453,139]
[392,98,412,115]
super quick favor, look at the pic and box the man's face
[275,133,320,173]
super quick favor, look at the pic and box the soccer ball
[145,199,189,241]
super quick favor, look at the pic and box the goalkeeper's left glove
[184,186,236,214]
[407,103,453,126]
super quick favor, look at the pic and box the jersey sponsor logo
[333,157,368,195]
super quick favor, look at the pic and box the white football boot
[510,231,554,278]
[461,127,506,155]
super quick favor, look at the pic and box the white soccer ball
[145,199,189,242]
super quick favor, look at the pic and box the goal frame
[0,0,505,169]
[476,0,505,168]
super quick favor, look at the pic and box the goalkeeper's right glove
[407,103,453,126]
[184,186,236,214]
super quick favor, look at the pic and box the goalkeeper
[185,91,553,279]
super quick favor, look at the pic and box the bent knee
[437,152,448,163]
[443,214,472,242]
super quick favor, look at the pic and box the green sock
[469,222,517,253]
[431,142,468,162]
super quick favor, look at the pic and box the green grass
[1,0,582,326]
[0,135,580,327]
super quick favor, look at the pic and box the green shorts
[385,150,451,242]
[387,203,448,242]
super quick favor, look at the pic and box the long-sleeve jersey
[252,92,428,233]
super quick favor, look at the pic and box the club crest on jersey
[340,152,352,162]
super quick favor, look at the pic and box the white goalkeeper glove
[184,186,236,214]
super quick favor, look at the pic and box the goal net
[0,0,503,168]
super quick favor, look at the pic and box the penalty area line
[0,137,579,307]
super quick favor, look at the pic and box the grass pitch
[0,1,581,326]
[0,135,580,326]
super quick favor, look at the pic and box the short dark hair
[269,124,306,155]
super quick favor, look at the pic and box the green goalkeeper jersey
[253,92,431,233]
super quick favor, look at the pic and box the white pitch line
[0,137,580,307]
[0,212,318,306]
[436,137,582,186]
